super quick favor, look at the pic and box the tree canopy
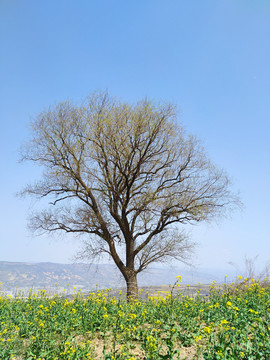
[20,92,238,298]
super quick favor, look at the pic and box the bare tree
[229,255,270,283]
[20,92,238,299]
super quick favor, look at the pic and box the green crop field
[0,277,269,359]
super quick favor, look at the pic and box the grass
[0,276,269,359]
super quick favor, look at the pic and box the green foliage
[0,278,269,359]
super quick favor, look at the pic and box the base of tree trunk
[126,273,138,300]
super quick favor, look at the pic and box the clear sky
[0,0,269,275]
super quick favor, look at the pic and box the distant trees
[20,92,238,299]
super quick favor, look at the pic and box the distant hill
[0,261,236,295]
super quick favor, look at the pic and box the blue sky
[0,1,269,275]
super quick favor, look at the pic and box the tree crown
[20,92,238,274]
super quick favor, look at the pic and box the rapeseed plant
[0,277,269,359]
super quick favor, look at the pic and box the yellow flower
[203,326,211,334]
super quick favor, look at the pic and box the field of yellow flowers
[0,277,269,359]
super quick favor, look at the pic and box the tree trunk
[125,270,138,300]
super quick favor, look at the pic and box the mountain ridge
[0,261,235,295]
